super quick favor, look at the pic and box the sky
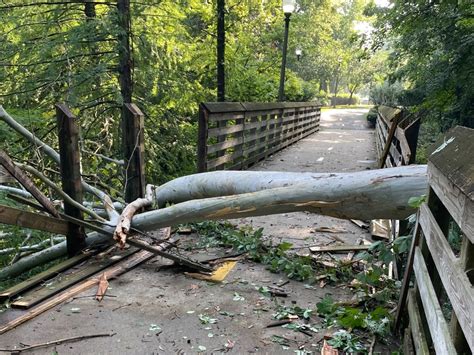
[374,0,392,8]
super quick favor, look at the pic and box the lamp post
[295,47,302,61]
[278,0,296,102]
[332,58,342,107]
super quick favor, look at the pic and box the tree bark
[133,165,427,232]
[0,165,427,279]
[155,165,427,207]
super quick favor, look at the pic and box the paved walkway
[236,108,376,247]
[1,109,384,355]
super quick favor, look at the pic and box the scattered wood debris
[0,333,115,353]
[350,219,369,229]
[95,273,109,302]
[370,219,391,240]
[309,244,370,253]
[314,226,348,234]
[0,228,172,335]
[321,339,339,355]
[185,260,237,282]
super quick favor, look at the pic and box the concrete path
[0,108,385,355]
[235,108,376,247]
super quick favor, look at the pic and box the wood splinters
[95,273,109,302]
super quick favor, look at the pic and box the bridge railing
[395,126,474,354]
[197,102,321,172]
[375,105,420,168]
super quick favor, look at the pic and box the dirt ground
[0,108,393,354]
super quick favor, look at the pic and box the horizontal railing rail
[197,102,321,172]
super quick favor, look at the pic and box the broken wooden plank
[0,204,68,235]
[345,239,363,262]
[350,219,368,229]
[185,260,237,282]
[11,249,136,309]
[0,150,59,217]
[57,213,213,274]
[314,226,348,234]
[0,166,14,183]
[379,112,401,168]
[0,252,92,302]
[309,245,370,253]
[0,228,172,335]
[394,211,421,330]
[370,219,390,240]
[403,327,415,355]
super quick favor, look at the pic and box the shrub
[330,93,360,106]
[369,81,404,106]
[366,106,378,128]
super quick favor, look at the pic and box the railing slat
[197,102,320,171]
[413,248,457,355]
[419,203,474,351]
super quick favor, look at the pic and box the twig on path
[368,335,376,355]
[0,333,116,353]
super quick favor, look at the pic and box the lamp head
[295,48,302,61]
[282,0,296,14]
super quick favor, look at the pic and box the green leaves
[408,194,426,208]
[327,330,365,353]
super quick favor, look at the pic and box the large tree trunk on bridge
[138,165,427,230]
[0,165,427,279]
[155,165,427,208]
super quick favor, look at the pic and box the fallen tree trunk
[0,165,427,279]
[132,165,427,232]
[155,165,427,207]
[0,232,110,280]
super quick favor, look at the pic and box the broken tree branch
[16,163,104,221]
[0,237,65,255]
[0,106,119,221]
[0,333,116,353]
[0,150,59,217]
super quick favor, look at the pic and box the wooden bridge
[0,102,472,353]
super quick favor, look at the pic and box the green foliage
[193,221,313,281]
[316,296,391,338]
[369,81,404,106]
[331,93,360,106]
[327,330,365,353]
[366,106,378,127]
[408,194,426,209]
[273,304,313,320]
[375,1,474,129]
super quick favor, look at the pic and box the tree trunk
[155,165,427,207]
[0,165,427,279]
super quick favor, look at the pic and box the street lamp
[332,58,343,107]
[295,47,302,61]
[278,0,296,101]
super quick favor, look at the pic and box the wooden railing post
[123,103,145,203]
[56,104,86,256]
[197,104,209,172]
